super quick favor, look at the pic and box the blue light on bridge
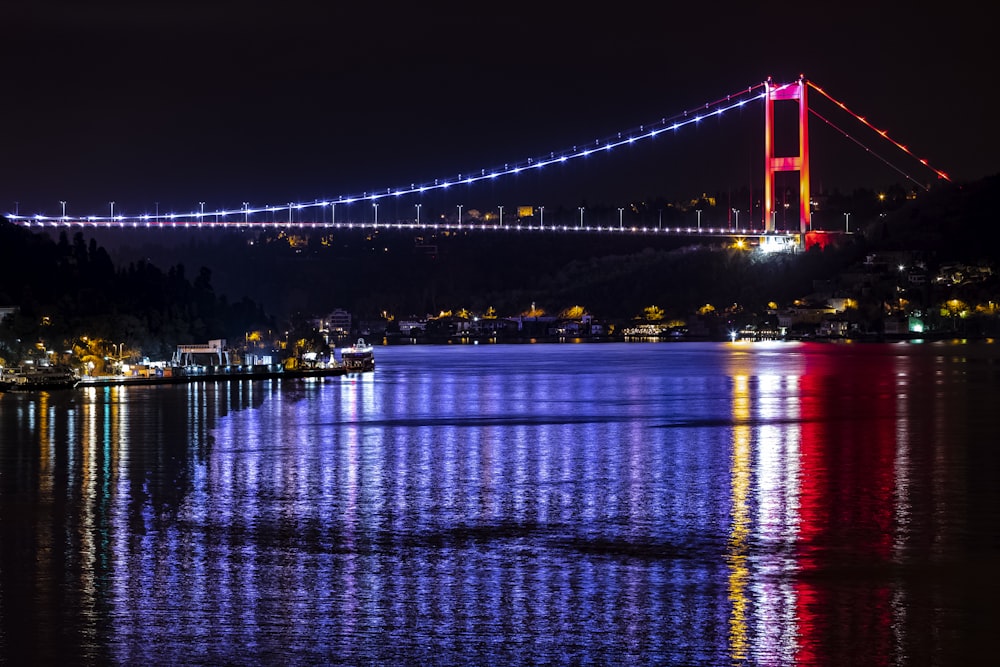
[10,84,776,224]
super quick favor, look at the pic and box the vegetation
[3,174,1000,363]
[0,221,273,369]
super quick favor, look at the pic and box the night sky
[2,1,996,219]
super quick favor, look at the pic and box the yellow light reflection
[37,393,52,495]
[728,373,751,661]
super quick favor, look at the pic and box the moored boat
[0,365,80,392]
[340,338,375,372]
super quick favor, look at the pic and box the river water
[1,341,998,665]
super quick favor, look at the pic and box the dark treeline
[87,179,962,327]
[93,228,747,318]
[92,215,862,325]
[3,174,998,362]
[92,181,964,325]
[0,220,273,363]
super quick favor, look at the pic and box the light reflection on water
[1,342,999,665]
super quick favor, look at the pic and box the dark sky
[2,1,996,220]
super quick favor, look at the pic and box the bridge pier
[764,76,811,236]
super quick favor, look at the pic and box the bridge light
[53,82,824,235]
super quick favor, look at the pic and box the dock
[76,364,354,389]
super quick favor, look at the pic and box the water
[1,341,998,666]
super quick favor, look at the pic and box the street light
[498,205,503,227]
[578,206,584,228]
[618,207,624,230]
[539,205,544,229]
[243,202,250,224]
[733,208,739,230]
[415,203,421,225]
[373,201,379,227]
[696,209,702,230]
[109,201,115,221]
[457,204,463,228]
[844,212,851,233]
[60,201,66,219]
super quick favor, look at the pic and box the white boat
[340,338,375,372]
[0,365,80,392]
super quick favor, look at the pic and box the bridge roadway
[10,218,799,240]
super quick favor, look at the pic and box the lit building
[319,309,352,337]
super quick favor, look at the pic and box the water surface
[1,342,998,665]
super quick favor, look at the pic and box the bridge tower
[764,76,810,234]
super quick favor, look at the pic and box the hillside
[0,220,272,365]
[3,173,998,359]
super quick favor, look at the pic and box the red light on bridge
[804,230,845,251]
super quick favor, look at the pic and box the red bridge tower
[764,76,810,234]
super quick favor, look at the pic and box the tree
[643,305,664,321]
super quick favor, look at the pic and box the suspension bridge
[5,76,949,247]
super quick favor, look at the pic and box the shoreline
[381,333,994,345]
[75,365,354,389]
